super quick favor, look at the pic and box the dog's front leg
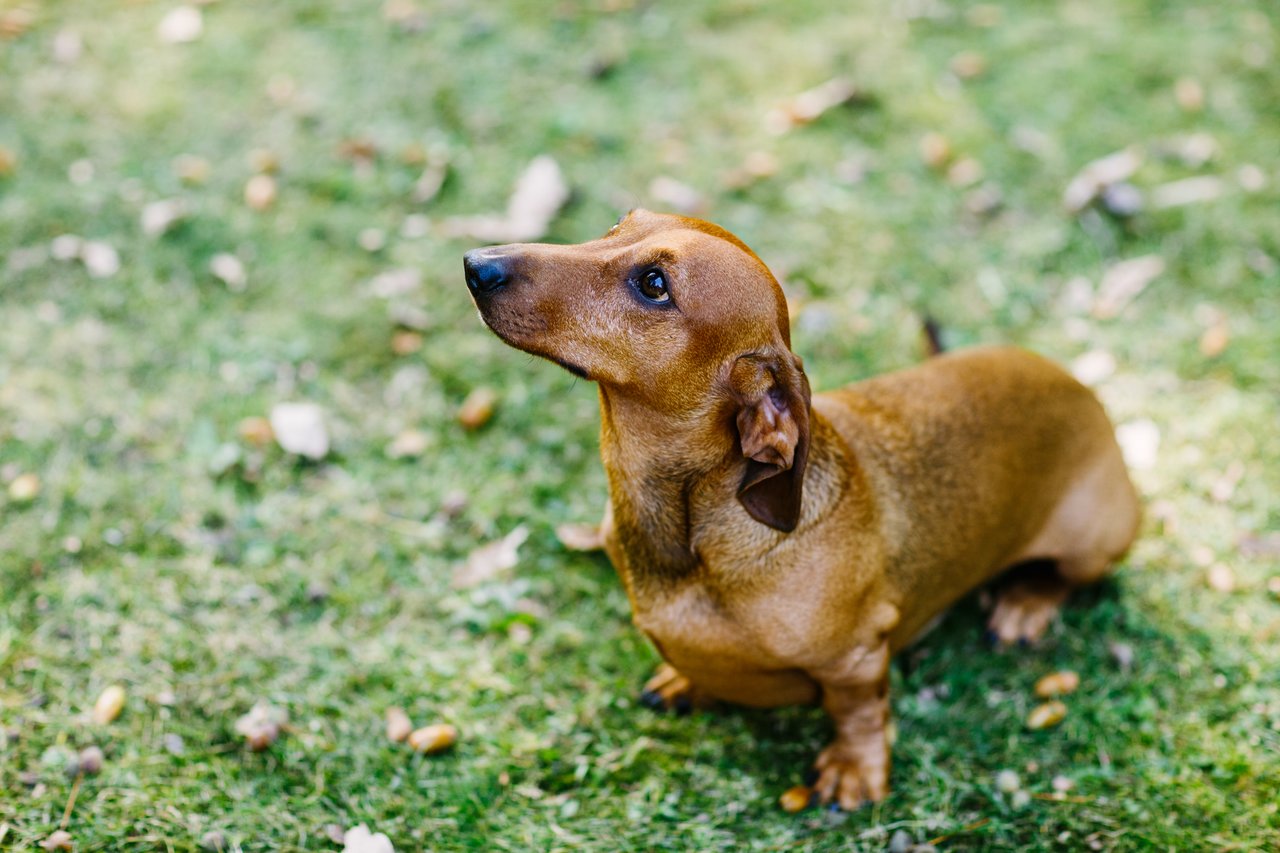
[810,641,892,810]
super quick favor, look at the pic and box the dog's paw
[810,742,889,811]
[638,663,712,715]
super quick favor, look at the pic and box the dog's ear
[729,349,811,532]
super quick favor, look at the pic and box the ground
[2,0,1278,850]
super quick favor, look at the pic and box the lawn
[2,0,1278,850]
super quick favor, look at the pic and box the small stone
[1026,700,1067,730]
[407,723,457,754]
[8,472,39,502]
[386,707,412,743]
[92,684,126,724]
[41,830,74,852]
[158,6,203,44]
[457,387,498,430]
[995,769,1021,793]
[244,174,278,210]
[77,745,104,775]
[778,784,814,813]
[1033,670,1080,699]
[81,241,121,279]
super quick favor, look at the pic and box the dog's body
[465,210,1140,809]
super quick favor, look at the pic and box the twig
[60,772,83,829]
[928,817,990,846]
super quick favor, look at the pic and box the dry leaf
[210,253,247,291]
[386,708,412,743]
[235,702,287,751]
[41,831,73,852]
[158,6,203,44]
[443,156,569,243]
[81,241,121,279]
[269,402,329,460]
[1116,419,1159,471]
[342,824,395,853]
[1033,670,1080,698]
[555,523,604,552]
[1150,176,1224,209]
[141,199,186,237]
[1063,147,1143,213]
[453,526,528,588]
[765,77,864,134]
[1026,700,1067,730]
[245,174,278,210]
[778,785,815,812]
[649,176,704,214]
[458,387,498,429]
[408,723,457,754]
[386,429,430,459]
[8,472,39,502]
[92,684,126,724]
[1093,255,1164,318]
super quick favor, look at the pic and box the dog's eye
[635,269,670,304]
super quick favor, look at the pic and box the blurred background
[1,1,1278,850]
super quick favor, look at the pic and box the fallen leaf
[1033,670,1080,698]
[269,402,329,460]
[1062,147,1143,213]
[408,723,457,754]
[453,526,528,588]
[386,707,412,743]
[457,387,498,429]
[245,174,278,211]
[555,523,604,552]
[1093,255,1164,318]
[81,241,121,279]
[342,824,395,853]
[442,156,569,243]
[41,830,73,852]
[1026,700,1067,730]
[386,429,430,459]
[158,6,203,44]
[210,253,247,291]
[141,199,186,237]
[92,684,126,724]
[778,784,815,812]
[1116,419,1159,471]
[1150,176,1224,209]
[8,472,39,502]
[765,77,864,134]
[234,702,287,751]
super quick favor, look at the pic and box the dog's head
[464,209,810,531]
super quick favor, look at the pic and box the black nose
[464,250,512,296]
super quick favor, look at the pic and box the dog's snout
[464,249,513,296]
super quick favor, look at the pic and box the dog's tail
[922,316,945,357]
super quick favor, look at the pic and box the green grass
[2,0,1279,849]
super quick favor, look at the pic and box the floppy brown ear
[729,350,811,532]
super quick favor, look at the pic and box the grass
[2,0,1279,849]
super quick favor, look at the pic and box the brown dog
[463,209,1140,810]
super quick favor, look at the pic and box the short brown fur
[464,210,1140,809]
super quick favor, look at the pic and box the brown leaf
[452,526,528,588]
